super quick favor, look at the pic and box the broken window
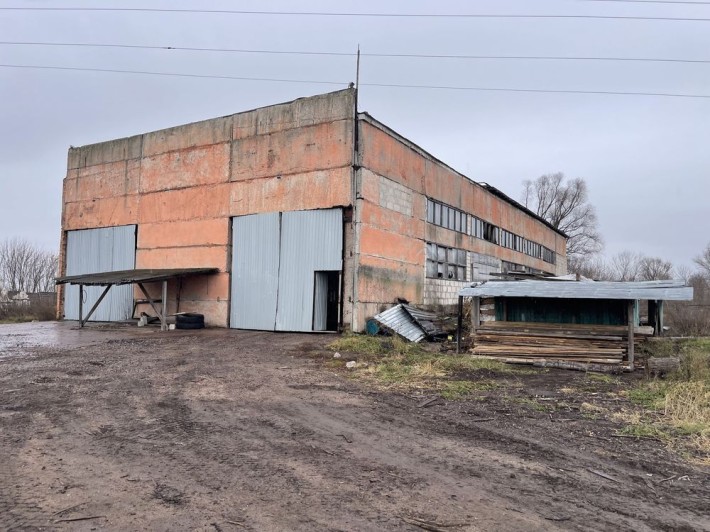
[425,243,468,281]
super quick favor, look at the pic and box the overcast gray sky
[1,0,708,270]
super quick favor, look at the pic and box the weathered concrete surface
[351,115,567,328]
[59,88,567,331]
[60,90,357,326]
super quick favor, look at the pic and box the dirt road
[0,322,707,531]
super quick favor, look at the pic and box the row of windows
[427,198,556,265]
[425,243,467,281]
[426,200,469,235]
[501,260,546,275]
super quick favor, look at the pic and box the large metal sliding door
[230,209,342,332]
[230,213,281,330]
[64,225,136,321]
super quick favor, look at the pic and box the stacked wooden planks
[472,321,653,366]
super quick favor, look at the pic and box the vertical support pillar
[456,296,463,354]
[658,300,665,337]
[627,299,635,371]
[472,297,480,335]
[78,284,84,327]
[161,280,168,331]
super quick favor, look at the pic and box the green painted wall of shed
[494,297,635,325]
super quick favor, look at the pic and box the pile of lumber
[472,321,653,367]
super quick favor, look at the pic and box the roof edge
[357,112,568,240]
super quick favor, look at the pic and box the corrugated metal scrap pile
[372,304,449,342]
[471,321,653,369]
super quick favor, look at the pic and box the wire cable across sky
[2,64,709,99]
[1,7,710,22]
[2,41,709,65]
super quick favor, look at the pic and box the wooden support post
[658,300,664,337]
[627,300,635,371]
[456,296,463,354]
[137,283,163,318]
[161,280,168,331]
[78,284,84,327]
[80,285,112,327]
[472,296,480,334]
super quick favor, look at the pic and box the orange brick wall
[60,90,356,327]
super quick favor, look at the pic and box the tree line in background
[0,238,58,293]
[524,173,710,335]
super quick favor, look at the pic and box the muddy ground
[0,322,708,531]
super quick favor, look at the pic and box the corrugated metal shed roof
[56,268,219,286]
[459,279,693,301]
[373,305,427,342]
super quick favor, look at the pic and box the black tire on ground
[176,313,205,326]
[175,320,205,330]
[176,313,205,329]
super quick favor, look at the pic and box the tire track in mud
[1,324,708,531]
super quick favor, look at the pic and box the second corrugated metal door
[230,208,342,332]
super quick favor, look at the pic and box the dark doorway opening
[314,271,340,332]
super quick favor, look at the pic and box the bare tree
[638,256,673,281]
[0,238,58,293]
[694,242,710,279]
[567,255,611,280]
[609,251,642,281]
[522,172,603,262]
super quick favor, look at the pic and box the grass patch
[586,373,620,385]
[327,334,534,398]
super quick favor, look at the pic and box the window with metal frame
[426,198,469,235]
[426,243,467,281]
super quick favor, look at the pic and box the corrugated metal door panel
[230,213,280,330]
[64,225,136,321]
[276,209,342,332]
[313,272,328,331]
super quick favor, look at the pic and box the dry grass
[328,334,532,398]
[624,338,710,463]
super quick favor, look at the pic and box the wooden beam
[627,300,635,371]
[161,280,168,331]
[472,297,480,333]
[136,283,163,319]
[456,296,463,354]
[80,285,112,327]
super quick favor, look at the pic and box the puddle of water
[0,321,109,358]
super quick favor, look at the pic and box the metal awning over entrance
[56,268,218,330]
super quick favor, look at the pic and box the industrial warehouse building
[57,89,567,332]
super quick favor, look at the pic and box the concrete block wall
[60,89,356,327]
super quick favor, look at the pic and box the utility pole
[355,44,360,89]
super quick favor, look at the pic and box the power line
[2,63,709,99]
[1,7,710,22]
[2,41,709,65]
[0,64,345,86]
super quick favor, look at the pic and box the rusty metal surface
[402,304,446,337]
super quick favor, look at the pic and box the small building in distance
[58,89,567,332]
